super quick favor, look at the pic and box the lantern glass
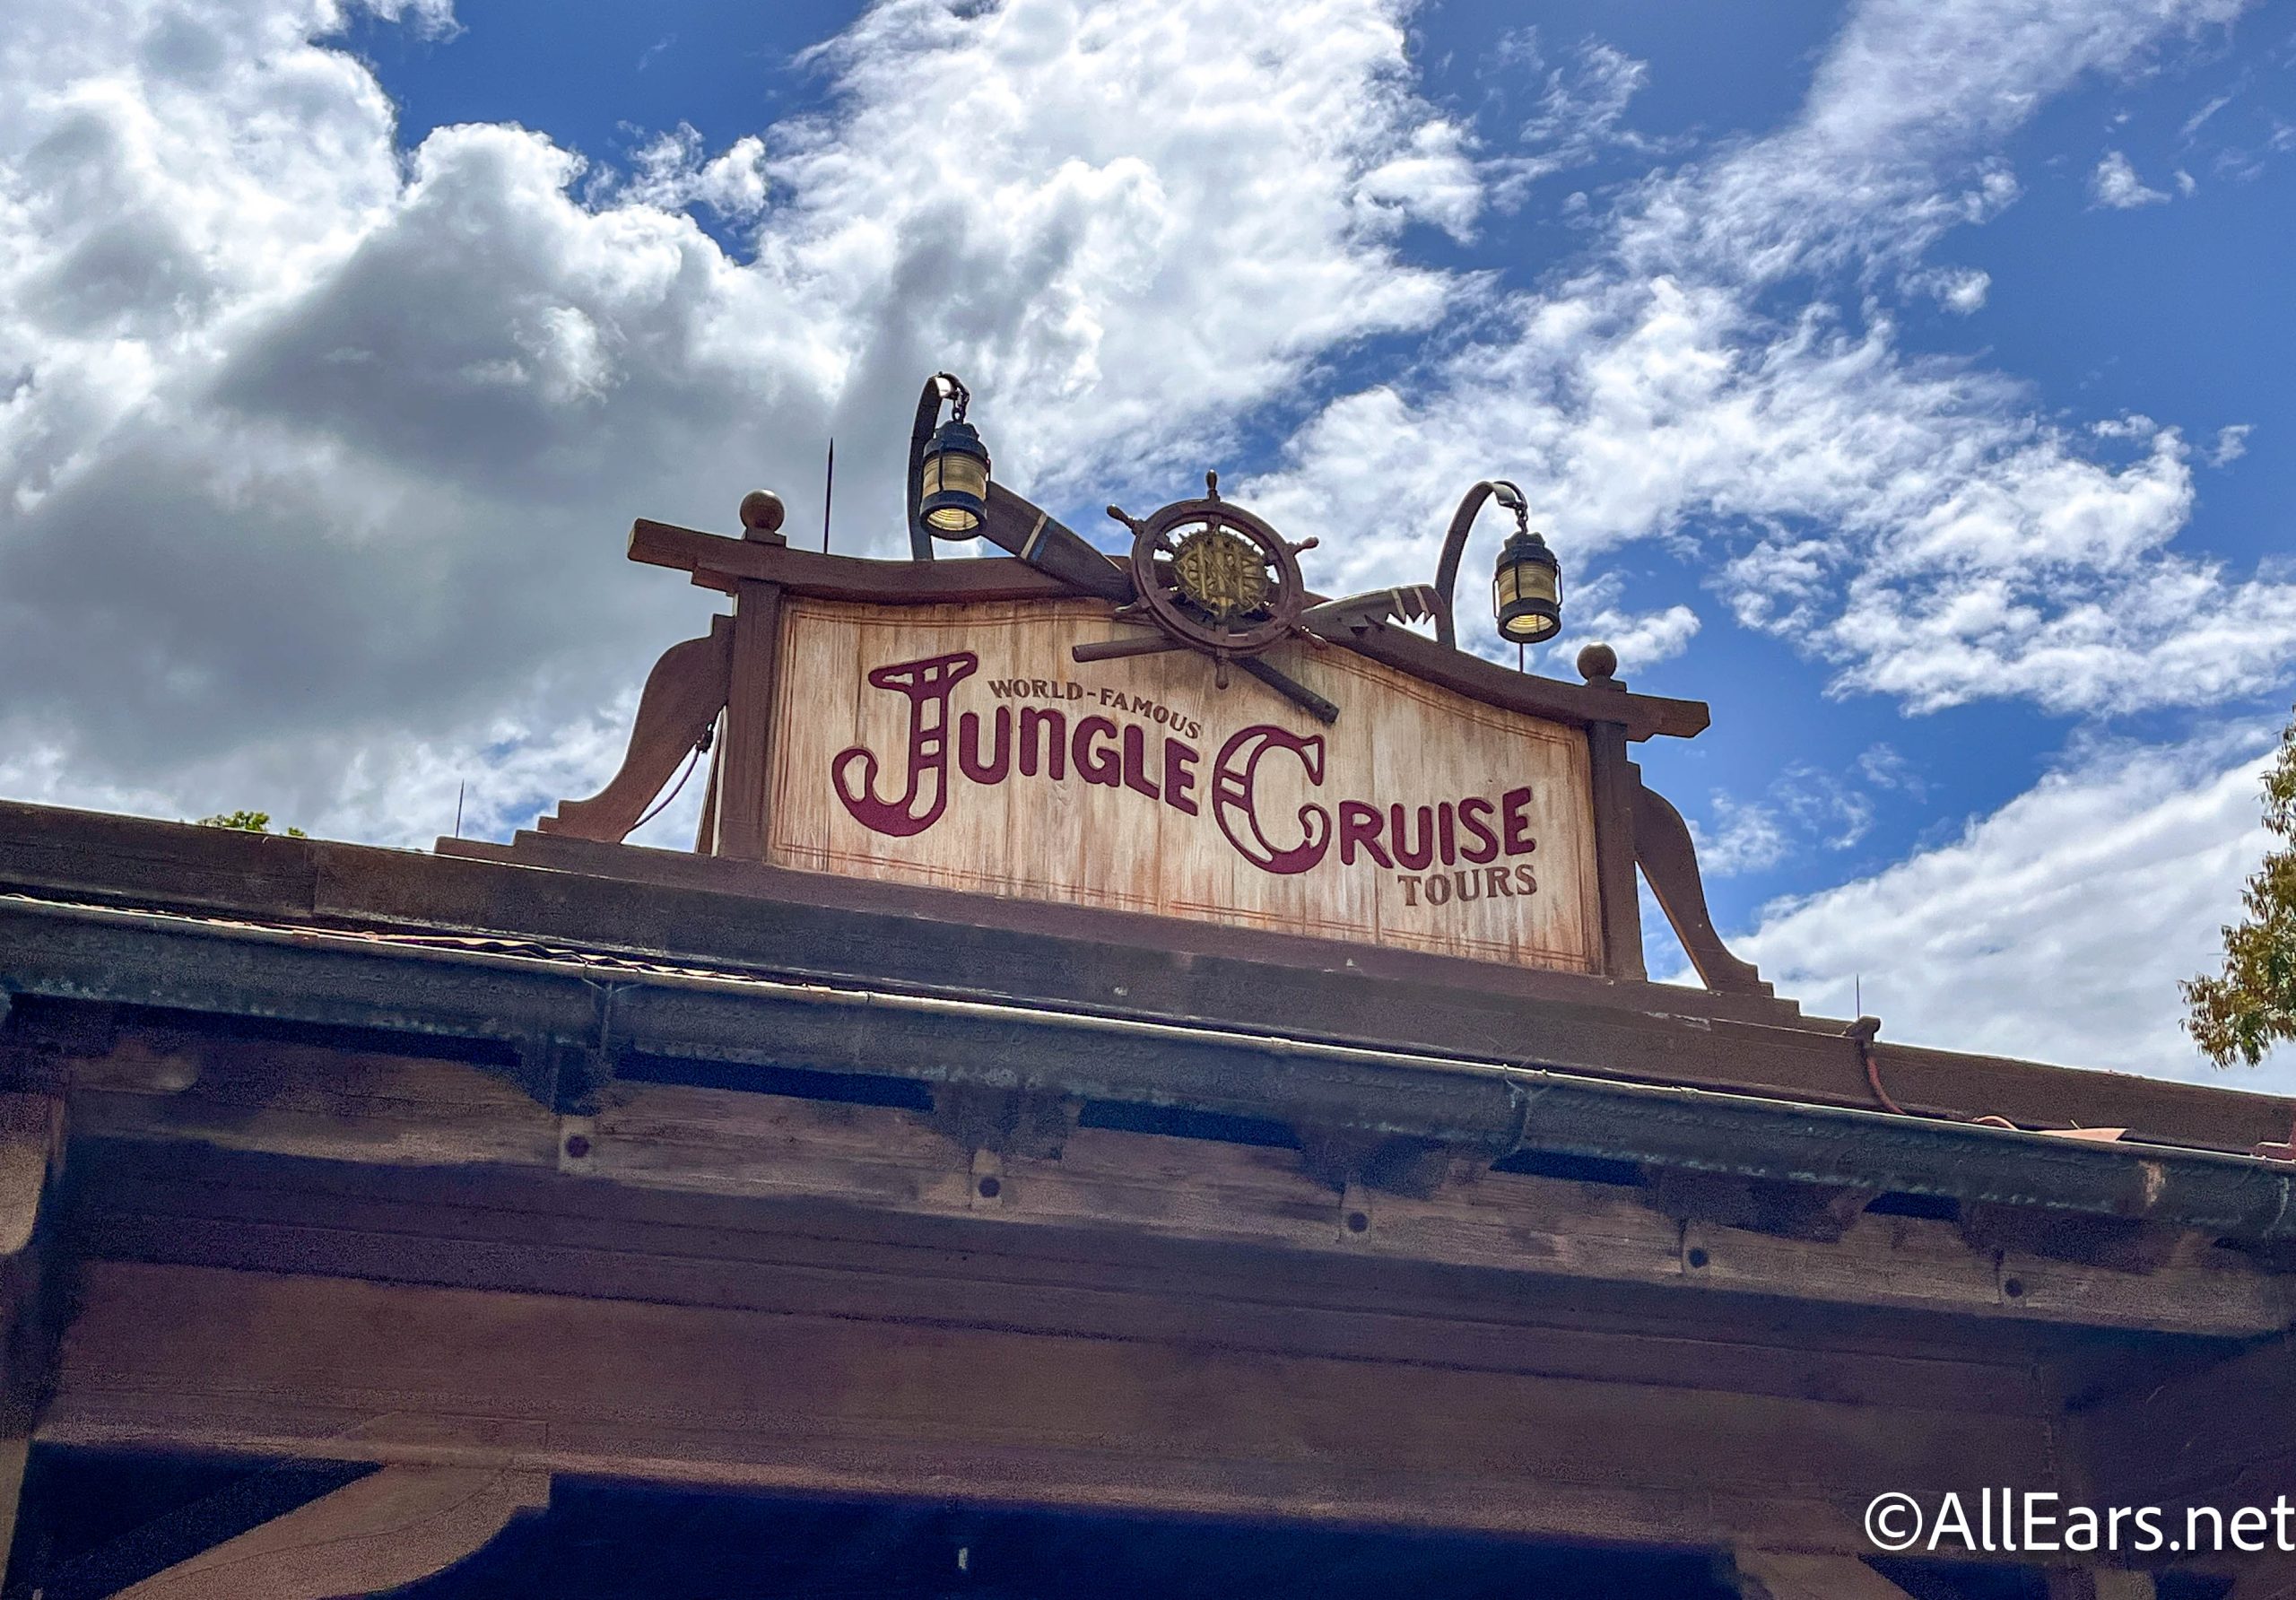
[1492,531,1561,646]
[919,421,991,536]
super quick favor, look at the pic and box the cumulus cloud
[2091,148,2170,206]
[1727,728,2294,1091]
[0,0,1475,841]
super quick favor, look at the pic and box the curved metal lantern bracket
[1431,478,1528,651]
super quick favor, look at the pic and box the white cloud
[1727,728,2294,1093]
[1690,794,1791,877]
[2209,422,2252,465]
[1484,39,1664,210]
[2091,148,2170,206]
[0,0,1478,842]
[1907,265,1991,313]
[1248,0,2295,719]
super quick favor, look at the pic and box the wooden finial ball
[738,490,786,536]
[1577,642,1619,683]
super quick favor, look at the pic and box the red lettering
[1515,863,1538,894]
[956,707,1010,785]
[1074,716,1121,787]
[1453,867,1481,902]
[1019,707,1066,779]
[1437,801,1457,865]
[1338,801,1392,867]
[1424,872,1452,905]
[1212,726,1331,875]
[1120,723,1160,800]
[1163,739,1199,815]
[831,652,979,838]
[1389,804,1435,870]
[1457,796,1498,863]
[1397,874,1421,905]
[1501,786,1537,855]
[1485,865,1513,897]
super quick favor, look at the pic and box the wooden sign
[765,596,1603,972]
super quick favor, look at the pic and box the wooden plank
[761,596,1605,974]
[57,1118,2093,1375]
[1734,1550,1918,1599]
[61,1063,2296,1337]
[0,1437,22,1582]
[114,1465,548,1600]
[0,803,316,917]
[43,1263,2062,1554]
[13,797,2295,1155]
[2066,1334,2296,1505]
[2042,1574,2157,1600]
[17,898,2296,1252]
[440,827,1796,1025]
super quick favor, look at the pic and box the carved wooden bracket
[538,615,734,843]
[1632,780,1772,997]
[114,1465,549,1600]
[927,1084,1082,1161]
[1293,1126,1486,1198]
[1642,1167,1874,1244]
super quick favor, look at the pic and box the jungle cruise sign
[766,598,1603,972]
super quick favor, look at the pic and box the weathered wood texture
[1583,717,1645,980]
[0,1437,22,1584]
[56,1051,2296,1336]
[2062,1336,2296,1596]
[7,798,2296,1153]
[765,596,1603,972]
[2042,1573,2158,1600]
[2068,1333,2296,1509]
[43,1260,2063,1556]
[1733,1550,1919,1599]
[0,1091,65,1576]
[710,580,783,859]
[112,1465,548,1600]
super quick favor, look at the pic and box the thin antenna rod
[1855,973,1862,1015]
[822,437,835,552]
[454,780,465,840]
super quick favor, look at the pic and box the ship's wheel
[1103,473,1317,687]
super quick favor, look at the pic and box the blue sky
[4,0,2294,1087]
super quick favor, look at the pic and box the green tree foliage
[2184,709,2296,1067]
[194,810,307,839]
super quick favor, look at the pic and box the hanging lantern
[918,417,991,537]
[1492,528,1561,646]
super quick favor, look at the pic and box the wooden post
[712,579,784,860]
[1586,719,1646,981]
[1574,645,1645,981]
